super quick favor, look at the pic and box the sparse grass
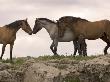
[0,55,97,70]
[36,55,96,61]
[1,57,26,69]
[2,58,25,65]
[1,58,11,63]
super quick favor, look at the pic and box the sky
[0,0,110,58]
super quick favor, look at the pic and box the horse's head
[20,18,32,35]
[33,18,43,34]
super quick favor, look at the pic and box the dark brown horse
[0,19,32,61]
[57,16,110,55]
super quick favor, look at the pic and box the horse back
[73,21,106,40]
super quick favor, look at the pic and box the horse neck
[42,21,58,39]
[6,26,21,35]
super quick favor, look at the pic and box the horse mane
[38,18,56,24]
[58,16,88,23]
[5,20,23,29]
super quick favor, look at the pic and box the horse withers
[0,18,32,62]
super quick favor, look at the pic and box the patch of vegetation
[55,64,68,69]
[1,57,25,69]
[2,58,11,63]
[63,76,80,82]
[2,58,25,65]
[36,55,96,61]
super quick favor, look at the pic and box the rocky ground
[0,55,110,82]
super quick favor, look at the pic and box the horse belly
[58,31,74,42]
[0,33,15,44]
[85,33,102,40]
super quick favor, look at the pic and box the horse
[0,19,32,62]
[32,18,86,56]
[57,16,110,55]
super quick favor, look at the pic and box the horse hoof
[104,52,108,55]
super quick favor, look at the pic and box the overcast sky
[0,0,110,58]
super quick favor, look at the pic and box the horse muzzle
[29,32,33,35]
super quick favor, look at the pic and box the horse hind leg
[0,44,6,60]
[104,44,109,55]
[100,34,110,55]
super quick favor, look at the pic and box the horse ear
[25,18,28,21]
[36,18,38,20]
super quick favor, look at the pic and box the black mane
[5,20,23,29]
[59,16,89,23]
[38,18,56,24]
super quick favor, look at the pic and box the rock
[1,55,110,82]
[0,63,12,71]
[23,63,69,82]
[0,70,13,82]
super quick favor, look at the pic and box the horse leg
[50,41,55,54]
[53,39,58,56]
[53,46,58,55]
[104,44,110,55]
[10,43,14,62]
[0,44,6,60]
[77,41,82,56]
[73,40,78,56]
[78,35,87,56]
[100,35,110,55]
[82,40,87,56]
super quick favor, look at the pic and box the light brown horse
[0,19,32,61]
[57,16,110,55]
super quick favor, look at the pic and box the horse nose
[32,30,36,34]
[29,31,33,35]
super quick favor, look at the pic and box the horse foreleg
[50,41,55,54]
[73,40,78,56]
[53,39,58,56]
[82,40,87,56]
[53,46,58,55]
[0,44,6,60]
[77,43,82,56]
[10,43,14,62]
[78,35,87,56]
